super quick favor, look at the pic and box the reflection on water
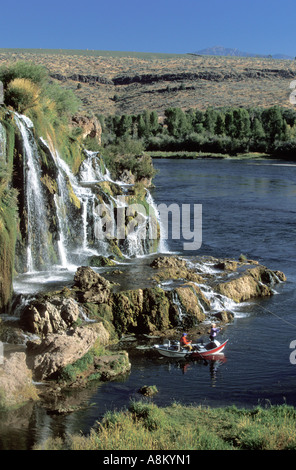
[2,158,296,450]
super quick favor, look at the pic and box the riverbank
[148,151,270,160]
[0,253,285,411]
[35,401,296,450]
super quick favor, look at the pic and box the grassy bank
[147,151,270,160]
[35,401,296,450]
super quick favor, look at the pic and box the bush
[0,61,48,88]
[45,82,80,118]
[0,62,80,122]
[5,78,40,113]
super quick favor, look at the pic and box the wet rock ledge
[0,254,286,410]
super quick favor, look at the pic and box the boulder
[26,325,101,380]
[175,284,208,322]
[20,297,80,335]
[215,266,285,303]
[0,352,39,409]
[112,287,173,334]
[214,260,238,271]
[93,351,131,381]
[119,169,135,185]
[213,310,234,324]
[88,255,116,267]
[73,266,111,303]
[138,385,158,396]
[71,114,102,144]
[150,256,203,283]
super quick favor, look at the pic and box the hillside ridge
[1,48,296,115]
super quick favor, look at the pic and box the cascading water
[172,291,186,323]
[79,150,106,183]
[14,114,52,272]
[146,189,169,254]
[41,142,110,264]
[0,122,6,161]
[13,114,163,280]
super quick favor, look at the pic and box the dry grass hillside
[0,48,296,116]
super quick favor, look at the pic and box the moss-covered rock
[215,265,286,303]
[150,256,203,283]
[88,255,116,267]
[175,285,207,322]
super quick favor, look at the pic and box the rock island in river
[0,253,285,410]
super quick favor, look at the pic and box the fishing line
[254,302,296,329]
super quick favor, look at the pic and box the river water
[1,157,296,450]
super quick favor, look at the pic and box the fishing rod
[254,302,296,329]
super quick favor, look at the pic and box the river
[1,157,296,450]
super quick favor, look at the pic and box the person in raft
[209,323,222,341]
[180,333,193,351]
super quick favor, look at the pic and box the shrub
[5,78,41,113]
[0,61,48,88]
[45,82,80,118]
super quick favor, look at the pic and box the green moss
[108,239,125,260]
[66,179,81,209]
[0,116,18,310]
[83,303,117,340]
[111,286,171,335]
[88,255,116,267]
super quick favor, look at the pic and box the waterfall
[79,150,106,182]
[14,114,52,272]
[39,138,75,270]
[197,283,242,316]
[172,291,185,323]
[12,114,162,275]
[0,122,6,161]
[42,143,103,263]
[145,189,169,254]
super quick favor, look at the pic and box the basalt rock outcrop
[73,266,111,303]
[71,114,102,145]
[19,256,285,341]
[26,323,107,381]
[20,297,80,336]
[1,254,286,409]
[215,264,286,303]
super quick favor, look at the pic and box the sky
[0,0,295,57]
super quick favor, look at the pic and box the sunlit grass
[34,401,296,451]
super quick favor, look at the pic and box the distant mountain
[192,46,293,60]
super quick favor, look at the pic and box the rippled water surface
[1,157,296,449]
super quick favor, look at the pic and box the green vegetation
[0,60,80,118]
[0,61,81,169]
[57,340,112,383]
[101,106,296,159]
[35,401,296,450]
[0,114,18,310]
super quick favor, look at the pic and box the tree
[252,118,266,141]
[262,106,285,143]
[215,113,225,135]
[149,110,160,136]
[233,108,251,139]
[224,110,236,138]
[116,114,132,138]
[203,108,218,134]
[164,108,189,138]
[137,114,147,138]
